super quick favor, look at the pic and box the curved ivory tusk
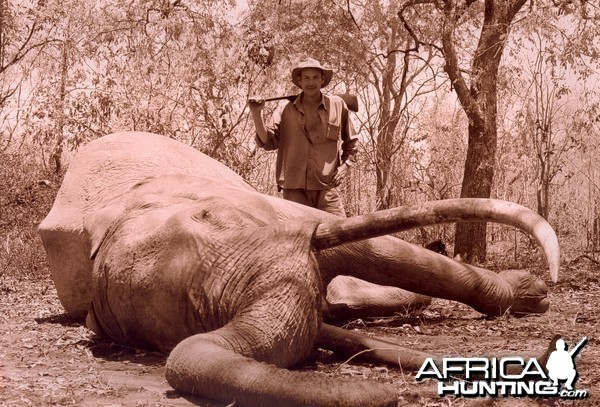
[312,198,559,283]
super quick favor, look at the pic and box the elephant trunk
[313,198,559,282]
[166,334,397,407]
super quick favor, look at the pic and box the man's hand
[248,97,265,113]
[332,163,349,186]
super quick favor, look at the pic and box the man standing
[248,57,358,217]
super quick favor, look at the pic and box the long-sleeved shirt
[256,93,358,190]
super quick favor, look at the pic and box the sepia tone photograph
[0,0,598,406]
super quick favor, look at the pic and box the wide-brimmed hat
[291,57,334,88]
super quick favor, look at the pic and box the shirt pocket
[325,104,342,141]
[326,122,340,141]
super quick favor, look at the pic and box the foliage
[1,0,600,266]
[0,149,61,278]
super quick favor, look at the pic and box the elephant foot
[498,270,549,316]
[324,276,432,320]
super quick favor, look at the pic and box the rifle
[252,92,359,113]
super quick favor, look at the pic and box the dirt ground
[1,258,598,407]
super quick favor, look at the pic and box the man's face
[298,68,324,96]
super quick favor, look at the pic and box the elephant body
[39,132,559,406]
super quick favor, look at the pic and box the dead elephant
[38,132,559,406]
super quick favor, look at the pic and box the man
[248,57,358,217]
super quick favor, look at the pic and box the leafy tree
[398,0,529,262]
[0,0,60,152]
[17,0,108,172]
[19,0,255,174]
[355,2,443,210]
[398,0,599,261]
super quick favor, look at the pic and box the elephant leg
[325,276,432,320]
[267,195,555,317]
[318,238,549,317]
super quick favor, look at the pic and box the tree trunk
[375,20,413,210]
[535,107,553,221]
[441,0,527,262]
[537,155,551,220]
[53,39,69,174]
[454,116,496,262]
[375,24,399,210]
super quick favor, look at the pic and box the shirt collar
[293,92,328,113]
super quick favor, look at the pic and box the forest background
[1,0,600,278]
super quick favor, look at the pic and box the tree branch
[438,1,481,124]
[0,22,60,75]
[346,0,360,29]
[397,0,443,53]
[0,85,17,107]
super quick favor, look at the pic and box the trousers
[282,188,346,218]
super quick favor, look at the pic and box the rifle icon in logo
[545,337,588,390]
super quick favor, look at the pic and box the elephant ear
[84,202,127,260]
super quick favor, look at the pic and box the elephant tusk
[312,198,559,283]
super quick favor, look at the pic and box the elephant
[38,132,559,406]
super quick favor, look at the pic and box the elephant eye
[131,177,153,189]
[191,210,210,221]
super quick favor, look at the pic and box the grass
[0,151,61,280]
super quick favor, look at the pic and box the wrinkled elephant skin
[39,132,560,406]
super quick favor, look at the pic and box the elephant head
[38,132,560,406]
[82,176,399,406]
